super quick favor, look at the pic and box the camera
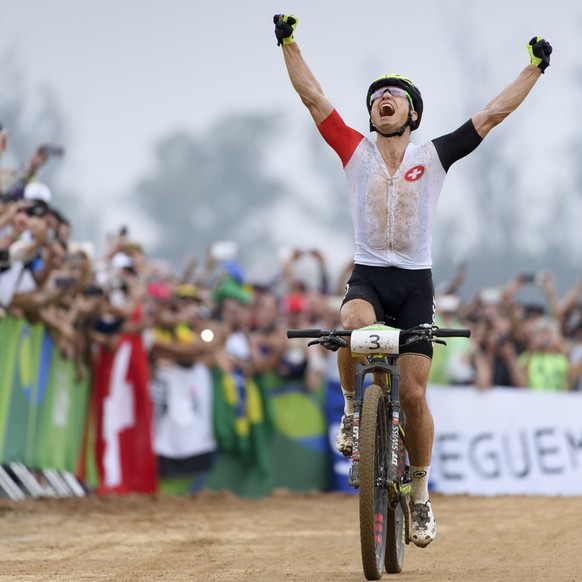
[25,202,49,217]
[82,284,104,297]
[54,276,77,288]
[40,145,65,157]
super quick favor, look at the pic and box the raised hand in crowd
[26,145,51,178]
[556,275,582,333]
[214,296,255,377]
[0,126,9,159]
[249,290,287,375]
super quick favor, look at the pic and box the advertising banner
[429,386,582,496]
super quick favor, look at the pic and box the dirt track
[0,490,581,581]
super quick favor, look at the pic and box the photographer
[469,285,526,389]
[0,199,52,316]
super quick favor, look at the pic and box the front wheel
[359,384,388,580]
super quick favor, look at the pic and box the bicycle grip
[435,328,471,338]
[287,329,324,338]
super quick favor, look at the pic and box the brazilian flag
[212,367,273,475]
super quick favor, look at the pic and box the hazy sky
[1,0,580,276]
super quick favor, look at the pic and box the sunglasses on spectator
[370,86,412,106]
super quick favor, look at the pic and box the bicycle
[287,322,471,580]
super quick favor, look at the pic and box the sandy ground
[0,490,581,582]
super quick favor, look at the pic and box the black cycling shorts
[341,264,435,357]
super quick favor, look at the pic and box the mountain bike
[287,322,470,579]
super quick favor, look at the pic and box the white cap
[24,182,52,203]
[111,252,134,269]
[436,293,461,313]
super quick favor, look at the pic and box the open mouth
[379,102,395,118]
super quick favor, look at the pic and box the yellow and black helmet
[366,74,423,131]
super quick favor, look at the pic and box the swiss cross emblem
[404,165,425,182]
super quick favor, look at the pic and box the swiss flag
[404,165,425,182]
[93,331,158,495]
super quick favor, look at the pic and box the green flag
[33,348,91,472]
[212,367,272,475]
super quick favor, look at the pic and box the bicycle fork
[349,358,402,491]
[349,359,412,540]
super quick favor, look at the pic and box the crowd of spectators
[2,129,582,393]
[431,264,582,391]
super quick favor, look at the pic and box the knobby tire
[384,428,407,574]
[359,384,388,580]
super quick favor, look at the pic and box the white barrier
[428,385,582,496]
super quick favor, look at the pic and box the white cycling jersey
[318,109,482,270]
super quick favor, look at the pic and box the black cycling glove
[273,14,298,46]
[527,36,552,73]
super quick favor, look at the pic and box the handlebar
[287,329,344,339]
[287,328,352,338]
[287,326,471,339]
[287,324,471,354]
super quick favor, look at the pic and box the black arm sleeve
[432,119,483,173]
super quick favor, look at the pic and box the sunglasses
[370,86,412,107]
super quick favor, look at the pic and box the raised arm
[472,36,552,139]
[274,15,334,125]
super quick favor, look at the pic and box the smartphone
[40,145,65,157]
[520,273,536,284]
[55,277,77,288]
[82,284,104,297]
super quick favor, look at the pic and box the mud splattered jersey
[317,110,482,269]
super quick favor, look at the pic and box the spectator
[567,321,582,391]
[430,292,486,387]
[215,295,254,376]
[275,291,311,382]
[559,277,582,391]
[150,283,220,369]
[517,316,571,391]
[472,288,526,389]
[249,289,287,377]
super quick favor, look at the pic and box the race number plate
[350,327,400,355]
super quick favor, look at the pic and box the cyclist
[273,14,552,547]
